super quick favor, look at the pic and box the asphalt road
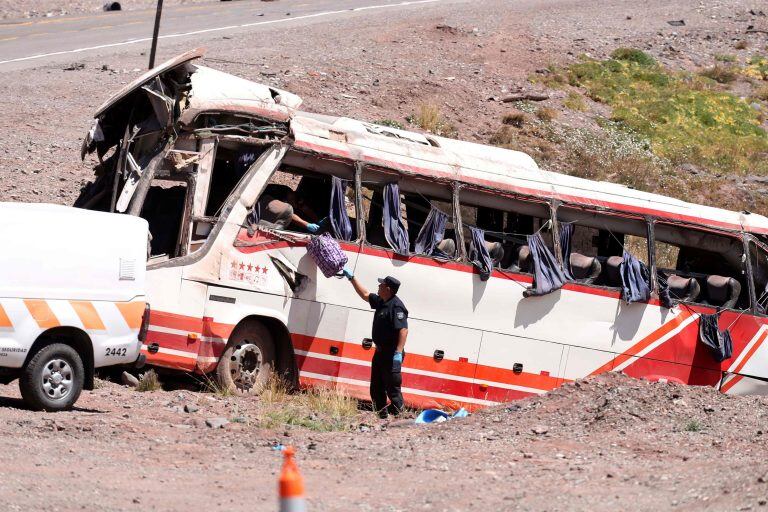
[0,0,448,70]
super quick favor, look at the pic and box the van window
[360,170,456,259]
[459,188,552,272]
[557,208,648,287]
[253,159,357,239]
[654,223,747,310]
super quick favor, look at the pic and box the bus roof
[288,112,768,236]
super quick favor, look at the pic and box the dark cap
[377,276,401,294]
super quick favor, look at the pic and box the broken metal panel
[192,139,217,218]
[141,77,175,129]
[115,153,142,213]
[179,66,302,127]
[93,48,204,118]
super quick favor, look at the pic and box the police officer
[343,268,408,418]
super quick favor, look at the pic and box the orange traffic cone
[279,446,306,512]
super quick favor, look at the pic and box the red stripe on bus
[589,311,695,376]
[720,330,768,393]
[148,310,204,333]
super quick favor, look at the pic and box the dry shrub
[699,64,737,84]
[536,107,558,122]
[502,111,527,127]
[259,377,361,432]
[735,40,748,50]
[411,104,457,137]
[754,85,768,102]
[136,369,161,392]
[563,91,587,111]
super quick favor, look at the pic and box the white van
[0,203,149,411]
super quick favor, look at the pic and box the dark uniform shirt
[368,293,408,353]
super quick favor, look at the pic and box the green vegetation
[684,419,703,432]
[259,378,360,432]
[744,54,768,81]
[610,47,656,66]
[567,52,768,176]
[715,54,737,63]
[375,119,405,130]
[563,91,587,111]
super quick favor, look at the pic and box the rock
[184,404,199,413]
[532,426,549,435]
[667,20,685,26]
[205,417,229,429]
[121,371,139,388]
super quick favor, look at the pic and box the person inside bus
[255,184,322,233]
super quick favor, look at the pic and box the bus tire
[19,343,84,412]
[216,321,275,394]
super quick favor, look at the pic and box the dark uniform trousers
[370,349,404,417]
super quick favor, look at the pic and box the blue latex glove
[392,352,403,372]
[306,223,320,233]
[342,267,354,280]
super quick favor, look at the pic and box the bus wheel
[20,343,84,412]
[216,322,275,394]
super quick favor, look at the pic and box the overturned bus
[76,48,768,409]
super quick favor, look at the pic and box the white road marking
[0,0,443,66]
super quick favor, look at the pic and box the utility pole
[148,0,164,69]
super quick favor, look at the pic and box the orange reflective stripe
[24,299,59,329]
[115,301,145,330]
[70,301,106,331]
[0,304,12,328]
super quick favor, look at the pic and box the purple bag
[307,233,348,278]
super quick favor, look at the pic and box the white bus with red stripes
[76,49,768,410]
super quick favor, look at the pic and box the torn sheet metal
[93,48,204,118]
[115,153,142,213]
[142,77,175,129]
[80,119,105,160]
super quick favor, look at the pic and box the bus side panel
[143,267,206,372]
[473,331,565,404]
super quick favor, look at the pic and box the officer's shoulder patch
[396,311,405,320]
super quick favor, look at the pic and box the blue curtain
[329,176,354,241]
[524,233,566,296]
[559,222,574,280]
[414,206,448,256]
[468,226,494,281]
[383,183,410,255]
[619,251,651,303]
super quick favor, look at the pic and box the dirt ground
[0,373,766,511]
[2,0,768,510]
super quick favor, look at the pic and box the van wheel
[216,322,275,394]
[20,343,84,411]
